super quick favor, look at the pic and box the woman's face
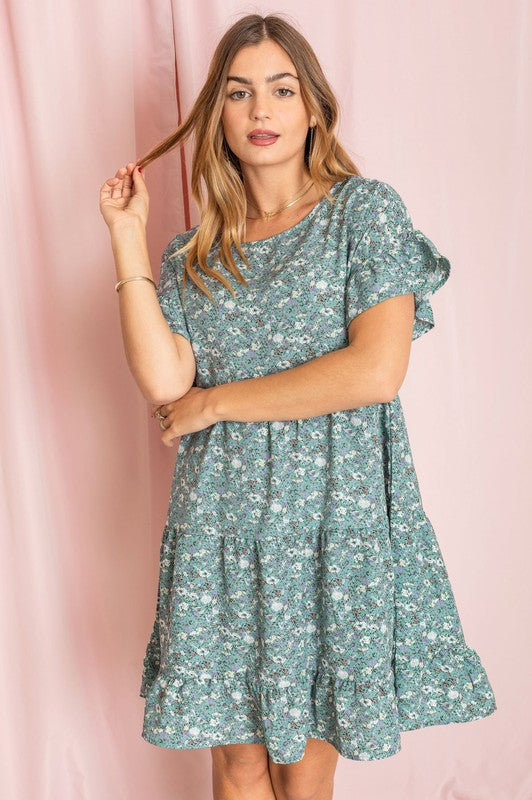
[221,39,315,175]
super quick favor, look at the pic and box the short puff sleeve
[156,235,192,341]
[345,181,451,340]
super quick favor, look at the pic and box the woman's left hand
[151,387,218,447]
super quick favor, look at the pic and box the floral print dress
[139,175,497,763]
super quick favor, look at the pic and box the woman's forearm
[208,345,393,423]
[110,220,186,403]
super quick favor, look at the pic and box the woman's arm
[111,219,193,404]
[155,292,414,446]
[206,293,414,423]
[207,345,387,423]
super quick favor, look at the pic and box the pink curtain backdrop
[1,0,529,798]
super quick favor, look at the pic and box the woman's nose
[249,94,272,120]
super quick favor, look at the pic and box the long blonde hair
[137,13,362,306]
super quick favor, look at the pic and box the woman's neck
[242,180,334,242]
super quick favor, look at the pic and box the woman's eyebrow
[226,72,299,85]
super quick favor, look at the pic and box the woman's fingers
[105,165,123,196]
[100,162,145,209]
[132,164,149,206]
[122,168,133,199]
[110,170,125,200]
[123,162,140,198]
[99,177,119,198]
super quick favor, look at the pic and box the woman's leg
[211,743,278,800]
[267,738,339,800]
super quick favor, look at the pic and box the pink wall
[1,0,528,797]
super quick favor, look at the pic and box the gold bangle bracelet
[115,275,157,292]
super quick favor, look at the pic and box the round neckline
[240,177,350,246]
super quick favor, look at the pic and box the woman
[99,13,496,800]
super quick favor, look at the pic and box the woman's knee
[211,742,270,782]
[268,738,338,800]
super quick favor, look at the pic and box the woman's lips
[247,134,280,146]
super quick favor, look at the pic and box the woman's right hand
[99,162,149,231]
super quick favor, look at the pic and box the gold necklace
[245,178,315,221]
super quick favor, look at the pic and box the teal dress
[139,175,497,763]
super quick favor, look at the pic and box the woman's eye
[228,87,295,100]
